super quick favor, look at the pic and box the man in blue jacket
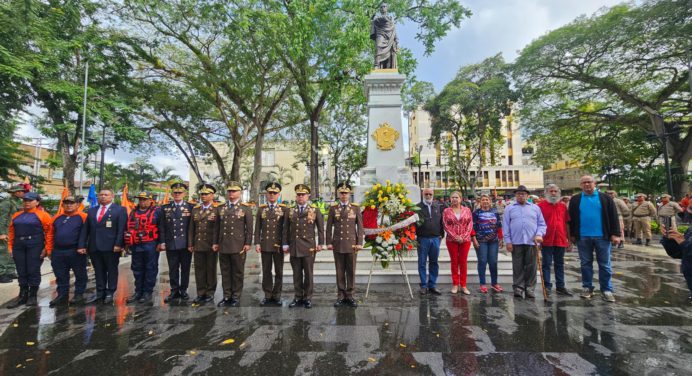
[78,189,128,305]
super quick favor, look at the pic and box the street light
[96,124,117,192]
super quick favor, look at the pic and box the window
[261,151,275,167]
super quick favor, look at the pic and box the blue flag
[87,184,98,208]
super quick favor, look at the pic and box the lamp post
[97,125,117,192]
[646,115,679,196]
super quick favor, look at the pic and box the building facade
[407,109,544,196]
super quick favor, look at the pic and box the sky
[17,0,624,181]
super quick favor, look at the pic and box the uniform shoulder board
[310,204,318,208]
[278,203,287,207]
[259,204,268,208]
[331,203,339,207]
[241,202,253,207]
[351,203,360,207]
[194,204,201,209]
[212,202,222,207]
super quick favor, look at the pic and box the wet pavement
[0,248,690,375]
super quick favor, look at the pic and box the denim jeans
[541,246,565,290]
[418,237,440,289]
[577,237,613,292]
[476,241,499,285]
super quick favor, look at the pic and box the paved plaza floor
[0,246,690,375]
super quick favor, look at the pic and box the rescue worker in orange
[7,192,53,308]
[125,192,164,305]
[49,195,88,307]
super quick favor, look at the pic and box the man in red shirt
[538,184,573,297]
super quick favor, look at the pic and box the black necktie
[299,206,304,214]
[269,205,274,211]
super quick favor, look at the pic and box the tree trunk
[62,149,77,194]
[670,133,692,199]
[230,143,242,181]
[250,129,265,203]
[310,117,319,199]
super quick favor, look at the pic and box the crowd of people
[0,174,690,310]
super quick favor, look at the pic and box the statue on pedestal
[370,2,398,70]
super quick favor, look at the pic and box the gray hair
[544,184,561,196]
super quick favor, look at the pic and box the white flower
[376,236,383,244]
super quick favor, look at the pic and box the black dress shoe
[333,299,344,307]
[0,275,12,283]
[70,294,85,305]
[346,298,358,308]
[556,287,573,296]
[419,288,428,295]
[103,295,114,304]
[229,298,240,307]
[260,298,271,306]
[86,294,104,304]
[179,292,190,300]
[271,298,282,306]
[164,291,180,303]
[304,300,313,309]
[49,295,69,307]
[217,298,233,307]
[192,296,207,304]
[429,288,442,296]
[126,293,143,304]
[289,299,303,308]
[203,295,214,303]
[139,293,153,304]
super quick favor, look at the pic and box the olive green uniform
[188,204,219,298]
[284,205,324,301]
[215,202,253,300]
[326,203,364,300]
[254,203,288,300]
[0,197,19,278]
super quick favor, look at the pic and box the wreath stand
[364,252,414,300]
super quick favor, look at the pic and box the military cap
[198,183,216,194]
[62,195,78,203]
[660,194,672,199]
[226,181,243,191]
[171,182,188,193]
[635,193,646,198]
[7,184,27,193]
[294,184,311,194]
[265,182,282,193]
[336,182,352,193]
[606,190,616,195]
[23,192,40,201]
[135,191,153,200]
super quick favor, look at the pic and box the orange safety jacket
[8,208,54,255]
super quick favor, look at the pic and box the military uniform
[160,183,195,302]
[326,182,364,306]
[284,184,324,307]
[215,181,253,306]
[623,200,634,238]
[658,194,683,231]
[0,186,22,282]
[632,194,657,245]
[254,182,288,305]
[188,184,219,303]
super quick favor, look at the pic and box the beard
[546,195,560,204]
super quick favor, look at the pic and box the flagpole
[78,60,89,195]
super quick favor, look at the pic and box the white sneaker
[602,291,615,303]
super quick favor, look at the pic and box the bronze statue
[370,2,398,69]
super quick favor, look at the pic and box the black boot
[645,239,650,246]
[25,286,38,306]
[49,294,69,307]
[635,238,642,245]
[7,286,28,308]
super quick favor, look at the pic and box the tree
[513,0,692,197]
[0,122,29,181]
[1,0,143,194]
[426,54,516,195]
[266,0,471,198]
[403,80,436,115]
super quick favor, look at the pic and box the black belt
[633,215,650,218]
[17,235,42,241]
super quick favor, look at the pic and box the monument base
[354,166,420,204]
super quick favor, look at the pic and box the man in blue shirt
[503,185,546,299]
[568,175,620,302]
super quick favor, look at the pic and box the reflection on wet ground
[0,249,690,375]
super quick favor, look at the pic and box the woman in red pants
[442,191,474,294]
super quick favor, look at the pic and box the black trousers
[89,251,121,296]
[166,248,192,293]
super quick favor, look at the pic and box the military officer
[326,182,364,308]
[283,184,325,309]
[188,184,219,304]
[159,182,195,303]
[214,181,253,307]
[631,193,657,246]
[0,184,24,283]
[657,194,683,232]
[254,182,288,306]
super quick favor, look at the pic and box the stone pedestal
[354,70,420,204]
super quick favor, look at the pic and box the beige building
[4,141,64,198]
[543,160,593,195]
[188,141,333,203]
[407,109,544,196]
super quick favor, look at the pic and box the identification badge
[182,213,191,217]
[106,220,113,228]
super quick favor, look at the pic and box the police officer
[7,192,53,308]
[214,181,253,307]
[632,193,657,246]
[283,184,324,309]
[0,184,24,283]
[125,192,164,304]
[189,184,219,305]
[657,194,683,231]
[49,195,88,307]
[327,183,364,308]
[607,191,630,249]
[159,183,195,303]
[254,182,288,306]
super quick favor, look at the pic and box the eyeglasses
[423,193,433,196]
